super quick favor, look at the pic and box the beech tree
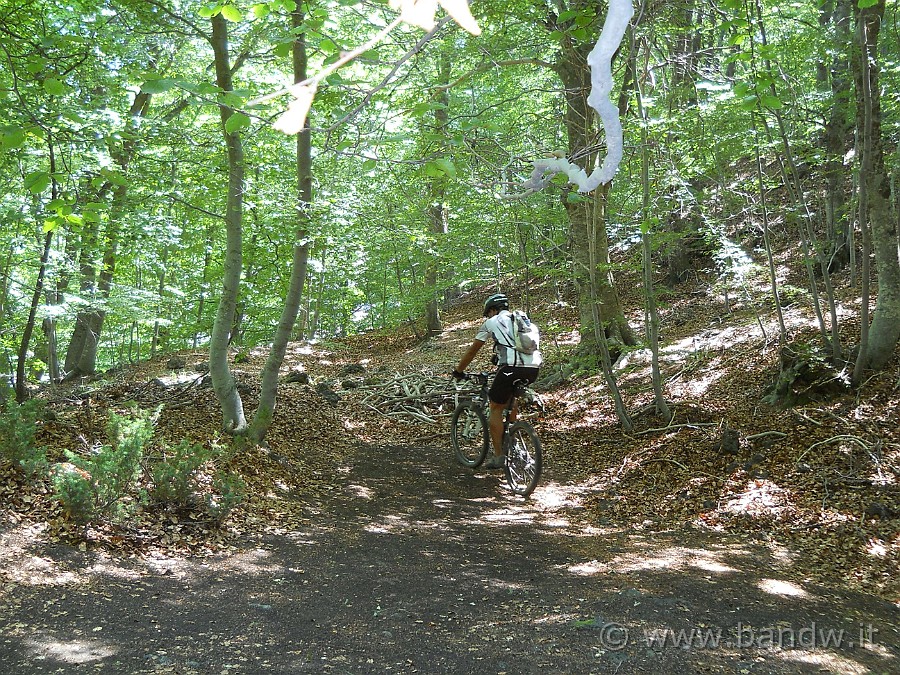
[853,0,899,376]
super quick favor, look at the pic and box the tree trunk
[248,6,313,442]
[557,37,635,351]
[208,13,247,433]
[424,50,451,337]
[16,228,53,402]
[16,135,63,400]
[151,244,169,359]
[193,222,214,349]
[0,229,14,332]
[636,84,671,423]
[65,92,150,376]
[821,0,853,272]
[63,214,99,375]
[853,0,900,371]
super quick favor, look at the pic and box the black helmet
[483,293,509,316]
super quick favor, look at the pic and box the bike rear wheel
[504,421,542,496]
[450,403,489,468]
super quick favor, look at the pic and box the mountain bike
[450,372,543,497]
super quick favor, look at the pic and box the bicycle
[449,372,543,497]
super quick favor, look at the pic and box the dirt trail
[1,440,897,674]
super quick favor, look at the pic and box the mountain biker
[451,293,542,469]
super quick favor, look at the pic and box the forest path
[1,439,897,674]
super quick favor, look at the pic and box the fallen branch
[634,422,717,436]
[352,369,473,424]
[797,434,870,463]
[639,458,691,471]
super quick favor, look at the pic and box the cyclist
[451,293,542,469]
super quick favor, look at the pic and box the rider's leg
[488,400,505,457]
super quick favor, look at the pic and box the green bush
[98,410,154,511]
[52,407,155,524]
[0,397,48,479]
[50,406,244,530]
[150,440,214,509]
[51,462,96,525]
[207,471,245,523]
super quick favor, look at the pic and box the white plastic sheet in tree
[521,0,634,195]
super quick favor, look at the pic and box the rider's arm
[455,339,486,373]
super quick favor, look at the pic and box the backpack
[507,310,540,355]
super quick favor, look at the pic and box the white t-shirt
[475,309,542,368]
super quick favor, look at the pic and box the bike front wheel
[450,403,489,468]
[504,421,542,496]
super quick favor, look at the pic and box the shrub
[150,440,214,509]
[52,407,155,525]
[52,461,95,525]
[0,397,48,479]
[51,406,244,531]
[207,471,245,523]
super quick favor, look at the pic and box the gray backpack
[508,310,540,354]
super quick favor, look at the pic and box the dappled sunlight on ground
[23,634,117,664]
[757,578,811,598]
[198,547,282,576]
[775,649,880,675]
[347,483,374,499]
[608,544,749,576]
[0,523,78,587]
[723,479,793,519]
[478,508,536,526]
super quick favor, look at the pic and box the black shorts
[489,366,539,405]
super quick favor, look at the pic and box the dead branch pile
[355,370,475,424]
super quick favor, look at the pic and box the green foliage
[208,471,246,523]
[52,407,155,524]
[149,440,215,509]
[101,409,154,507]
[51,463,95,525]
[0,397,49,479]
[50,406,244,527]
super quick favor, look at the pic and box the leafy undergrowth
[2,273,898,603]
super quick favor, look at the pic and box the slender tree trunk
[41,293,60,382]
[65,92,150,376]
[193,222,214,349]
[16,137,62,401]
[151,245,169,358]
[248,6,313,442]
[208,13,247,433]
[0,230,14,327]
[311,258,326,338]
[16,229,53,402]
[753,117,787,342]
[753,0,841,360]
[424,50,451,337]
[587,189,632,431]
[821,0,853,272]
[853,0,899,373]
[635,84,671,423]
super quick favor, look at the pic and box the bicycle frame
[451,371,543,496]
[461,371,527,442]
